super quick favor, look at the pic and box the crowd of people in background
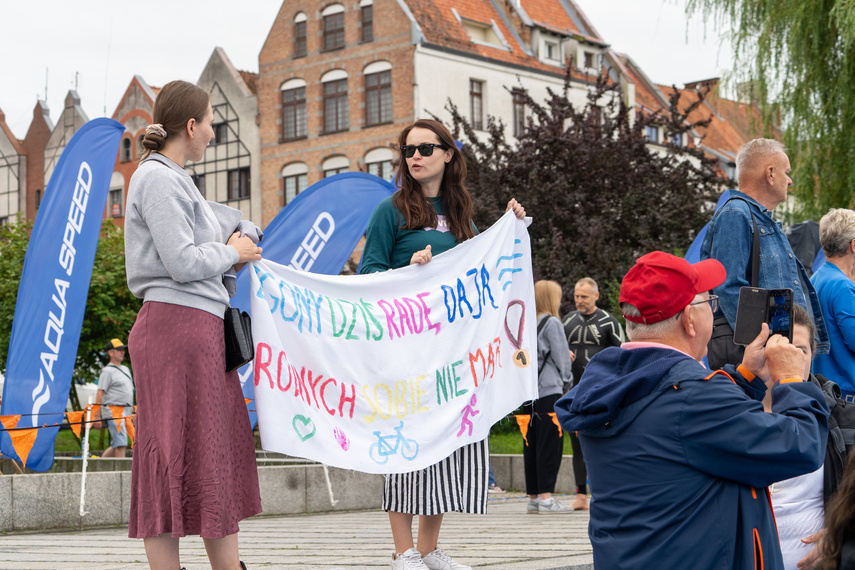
[100,74,855,570]
[551,138,855,570]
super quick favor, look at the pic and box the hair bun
[142,123,167,152]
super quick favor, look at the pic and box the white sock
[541,498,554,506]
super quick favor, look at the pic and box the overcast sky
[0,0,732,140]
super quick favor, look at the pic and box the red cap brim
[692,258,726,294]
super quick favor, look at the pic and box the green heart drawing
[292,415,316,442]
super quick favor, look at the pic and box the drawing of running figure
[458,393,480,437]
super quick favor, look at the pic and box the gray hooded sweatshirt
[124,153,242,318]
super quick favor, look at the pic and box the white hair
[820,208,855,258]
[621,303,683,341]
[736,138,786,183]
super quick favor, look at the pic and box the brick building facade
[256,0,623,225]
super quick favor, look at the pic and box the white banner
[250,211,537,474]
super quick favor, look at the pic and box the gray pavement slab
[0,494,592,569]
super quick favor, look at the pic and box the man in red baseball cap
[555,251,829,570]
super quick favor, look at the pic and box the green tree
[0,214,33,371]
[444,72,726,313]
[686,0,855,219]
[0,219,141,380]
[76,222,142,380]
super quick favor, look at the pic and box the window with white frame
[645,126,659,143]
[365,147,394,182]
[322,4,345,52]
[322,70,349,133]
[109,189,123,217]
[108,172,125,218]
[584,52,595,69]
[294,13,307,58]
[470,79,484,130]
[323,155,350,177]
[282,78,308,140]
[360,0,373,43]
[512,88,526,138]
[460,17,506,49]
[282,162,309,206]
[364,61,392,126]
[544,41,560,62]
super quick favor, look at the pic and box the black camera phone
[733,287,794,345]
[767,289,794,342]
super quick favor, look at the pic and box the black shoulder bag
[706,198,760,370]
[224,308,254,372]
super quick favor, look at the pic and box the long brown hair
[140,80,209,160]
[393,119,475,241]
[817,450,855,569]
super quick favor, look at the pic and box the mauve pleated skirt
[127,301,261,539]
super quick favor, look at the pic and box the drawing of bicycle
[369,421,419,465]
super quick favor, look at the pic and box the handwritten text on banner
[251,211,537,474]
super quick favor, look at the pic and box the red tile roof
[403,0,604,77]
[619,55,668,115]
[520,0,605,43]
[238,70,258,95]
[521,0,581,36]
[656,80,772,159]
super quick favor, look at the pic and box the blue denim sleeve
[702,203,754,328]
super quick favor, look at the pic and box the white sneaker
[392,548,428,570]
[538,498,572,513]
[422,548,472,570]
[527,499,540,514]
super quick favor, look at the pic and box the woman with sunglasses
[361,119,525,570]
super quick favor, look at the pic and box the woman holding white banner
[124,80,262,570]
[361,119,526,570]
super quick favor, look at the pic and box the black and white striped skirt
[382,439,489,515]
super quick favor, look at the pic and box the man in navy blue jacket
[555,251,830,570]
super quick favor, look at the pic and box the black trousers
[523,394,564,495]
[569,431,587,491]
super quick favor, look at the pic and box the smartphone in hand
[733,287,794,345]
[767,289,794,342]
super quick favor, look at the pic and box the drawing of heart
[292,415,316,442]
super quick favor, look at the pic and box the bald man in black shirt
[562,277,624,510]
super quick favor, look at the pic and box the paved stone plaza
[0,494,593,569]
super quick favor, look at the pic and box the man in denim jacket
[700,139,829,368]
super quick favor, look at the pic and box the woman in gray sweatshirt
[525,280,574,514]
[124,80,261,570]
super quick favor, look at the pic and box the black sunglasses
[400,143,448,158]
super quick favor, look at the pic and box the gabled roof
[238,70,258,95]
[657,79,772,161]
[0,108,26,155]
[401,0,607,77]
[617,54,669,116]
[200,47,258,98]
[111,75,158,121]
[518,0,605,44]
